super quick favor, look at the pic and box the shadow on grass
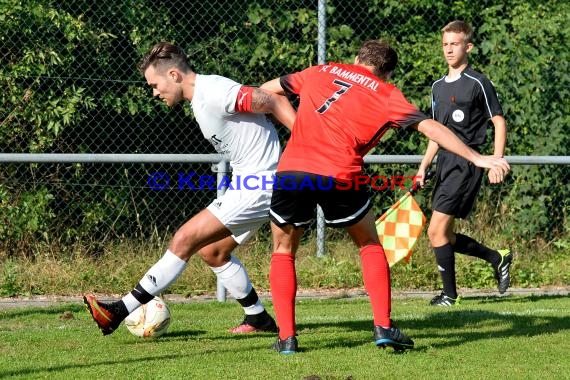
[405,294,570,351]
[474,293,569,305]
[278,294,570,352]
[116,328,207,344]
[0,354,181,379]
[0,303,85,319]
[2,294,569,358]
[157,328,207,340]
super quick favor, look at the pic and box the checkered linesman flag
[375,172,433,267]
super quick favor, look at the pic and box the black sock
[107,300,129,320]
[131,283,155,304]
[107,283,155,321]
[236,288,271,326]
[434,244,457,299]
[246,310,271,326]
[236,287,260,309]
[453,233,499,265]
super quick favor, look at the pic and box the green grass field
[1,294,569,379]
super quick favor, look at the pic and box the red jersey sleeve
[387,88,428,129]
[279,66,318,95]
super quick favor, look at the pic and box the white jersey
[191,74,281,175]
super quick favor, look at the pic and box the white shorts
[206,172,273,244]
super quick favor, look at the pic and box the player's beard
[165,93,182,108]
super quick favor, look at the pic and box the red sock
[360,244,391,327]
[269,253,297,340]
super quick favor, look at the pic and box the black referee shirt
[431,66,503,146]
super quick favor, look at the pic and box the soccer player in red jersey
[260,39,510,353]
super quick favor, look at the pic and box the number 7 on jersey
[316,79,352,114]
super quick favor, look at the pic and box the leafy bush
[0,185,54,255]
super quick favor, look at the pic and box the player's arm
[413,119,510,177]
[235,86,296,131]
[416,140,439,187]
[385,87,506,182]
[491,115,507,157]
[259,77,300,130]
[488,114,507,183]
[417,89,440,186]
[479,76,507,183]
[260,78,286,95]
[252,88,296,131]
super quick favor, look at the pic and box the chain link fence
[1,0,569,256]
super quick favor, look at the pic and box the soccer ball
[124,296,171,338]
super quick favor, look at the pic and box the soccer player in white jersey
[84,42,296,335]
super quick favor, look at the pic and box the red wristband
[235,86,255,113]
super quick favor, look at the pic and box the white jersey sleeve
[191,74,281,175]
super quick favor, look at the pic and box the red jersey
[278,63,428,179]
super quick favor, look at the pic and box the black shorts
[432,150,484,219]
[269,172,372,228]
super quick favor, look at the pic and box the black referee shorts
[269,171,372,228]
[431,150,484,219]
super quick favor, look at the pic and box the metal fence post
[214,159,230,302]
[318,0,327,64]
[316,0,327,257]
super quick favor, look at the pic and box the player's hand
[488,165,508,184]
[479,155,509,183]
[414,167,427,188]
[473,155,509,170]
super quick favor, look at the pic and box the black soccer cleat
[494,249,513,294]
[271,336,298,354]
[429,292,460,306]
[373,325,414,351]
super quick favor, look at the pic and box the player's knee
[198,249,230,267]
[427,224,445,242]
[200,255,222,267]
[169,232,197,260]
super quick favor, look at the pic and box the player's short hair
[356,40,398,78]
[138,42,191,75]
[441,20,473,44]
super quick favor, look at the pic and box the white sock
[122,293,142,314]
[242,301,264,316]
[211,256,264,315]
[122,249,187,313]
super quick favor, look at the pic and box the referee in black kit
[416,20,513,306]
